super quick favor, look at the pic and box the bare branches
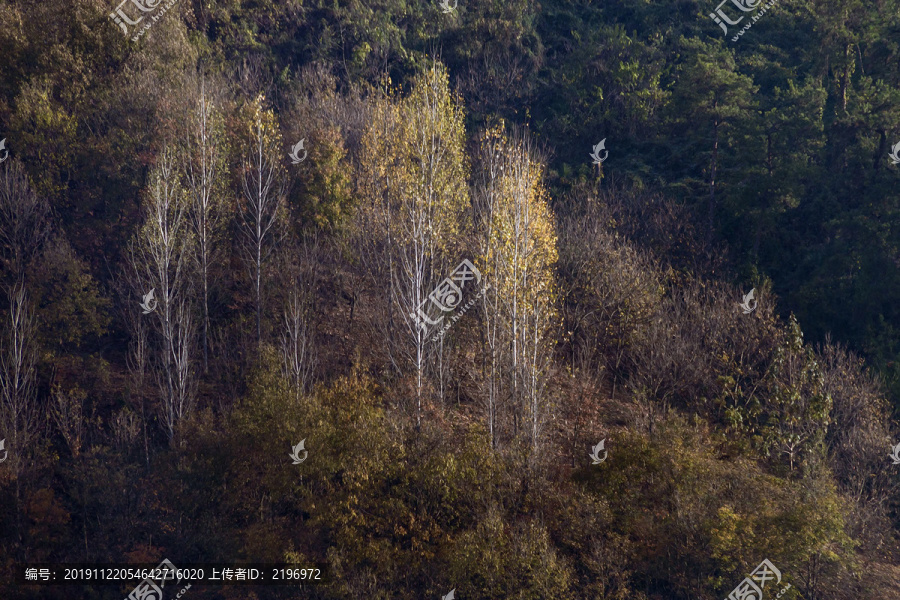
[355,62,469,427]
[128,145,198,443]
[182,71,228,373]
[474,126,558,452]
[0,161,45,462]
[126,313,151,465]
[0,158,51,285]
[279,236,319,400]
[239,95,288,342]
[281,286,317,399]
[162,299,198,438]
[0,282,39,465]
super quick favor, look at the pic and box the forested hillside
[1,0,899,598]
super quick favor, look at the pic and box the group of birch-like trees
[356,64,558,452]
[123,60,562,452]
[126,72,307,443]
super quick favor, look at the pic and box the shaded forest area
[1,0,900,598]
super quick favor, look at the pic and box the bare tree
[557,191,663,394]
[356,63,468,428]
[0,159,51,284]
[281,287,316,399]
[182,71,228,373]
[164,299,198,438]
[0,159,46,461]
[0,281,39,462]
[819,339,899,549]
[0,281,39,548]
[627,310,683,437]
[292,63,369,157]
[473,126,506,450]
[474,127,558,452]
[233,57,275,107]
[129,146,197,443]
[280,238,318,399]
[239,94,288,342]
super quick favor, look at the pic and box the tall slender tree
[0,282,38,549]
[473,125,507,449]
[476,127,557,451]
[280,237,318,400]
[129,146,197,443]
[182,73,228,373]
[239,94,288,343]
[357,62,468,427]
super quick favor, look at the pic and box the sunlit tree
[182,72,228,373]
[475,126,558,451]
[239,94,288,343]
[356,62,468,427]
